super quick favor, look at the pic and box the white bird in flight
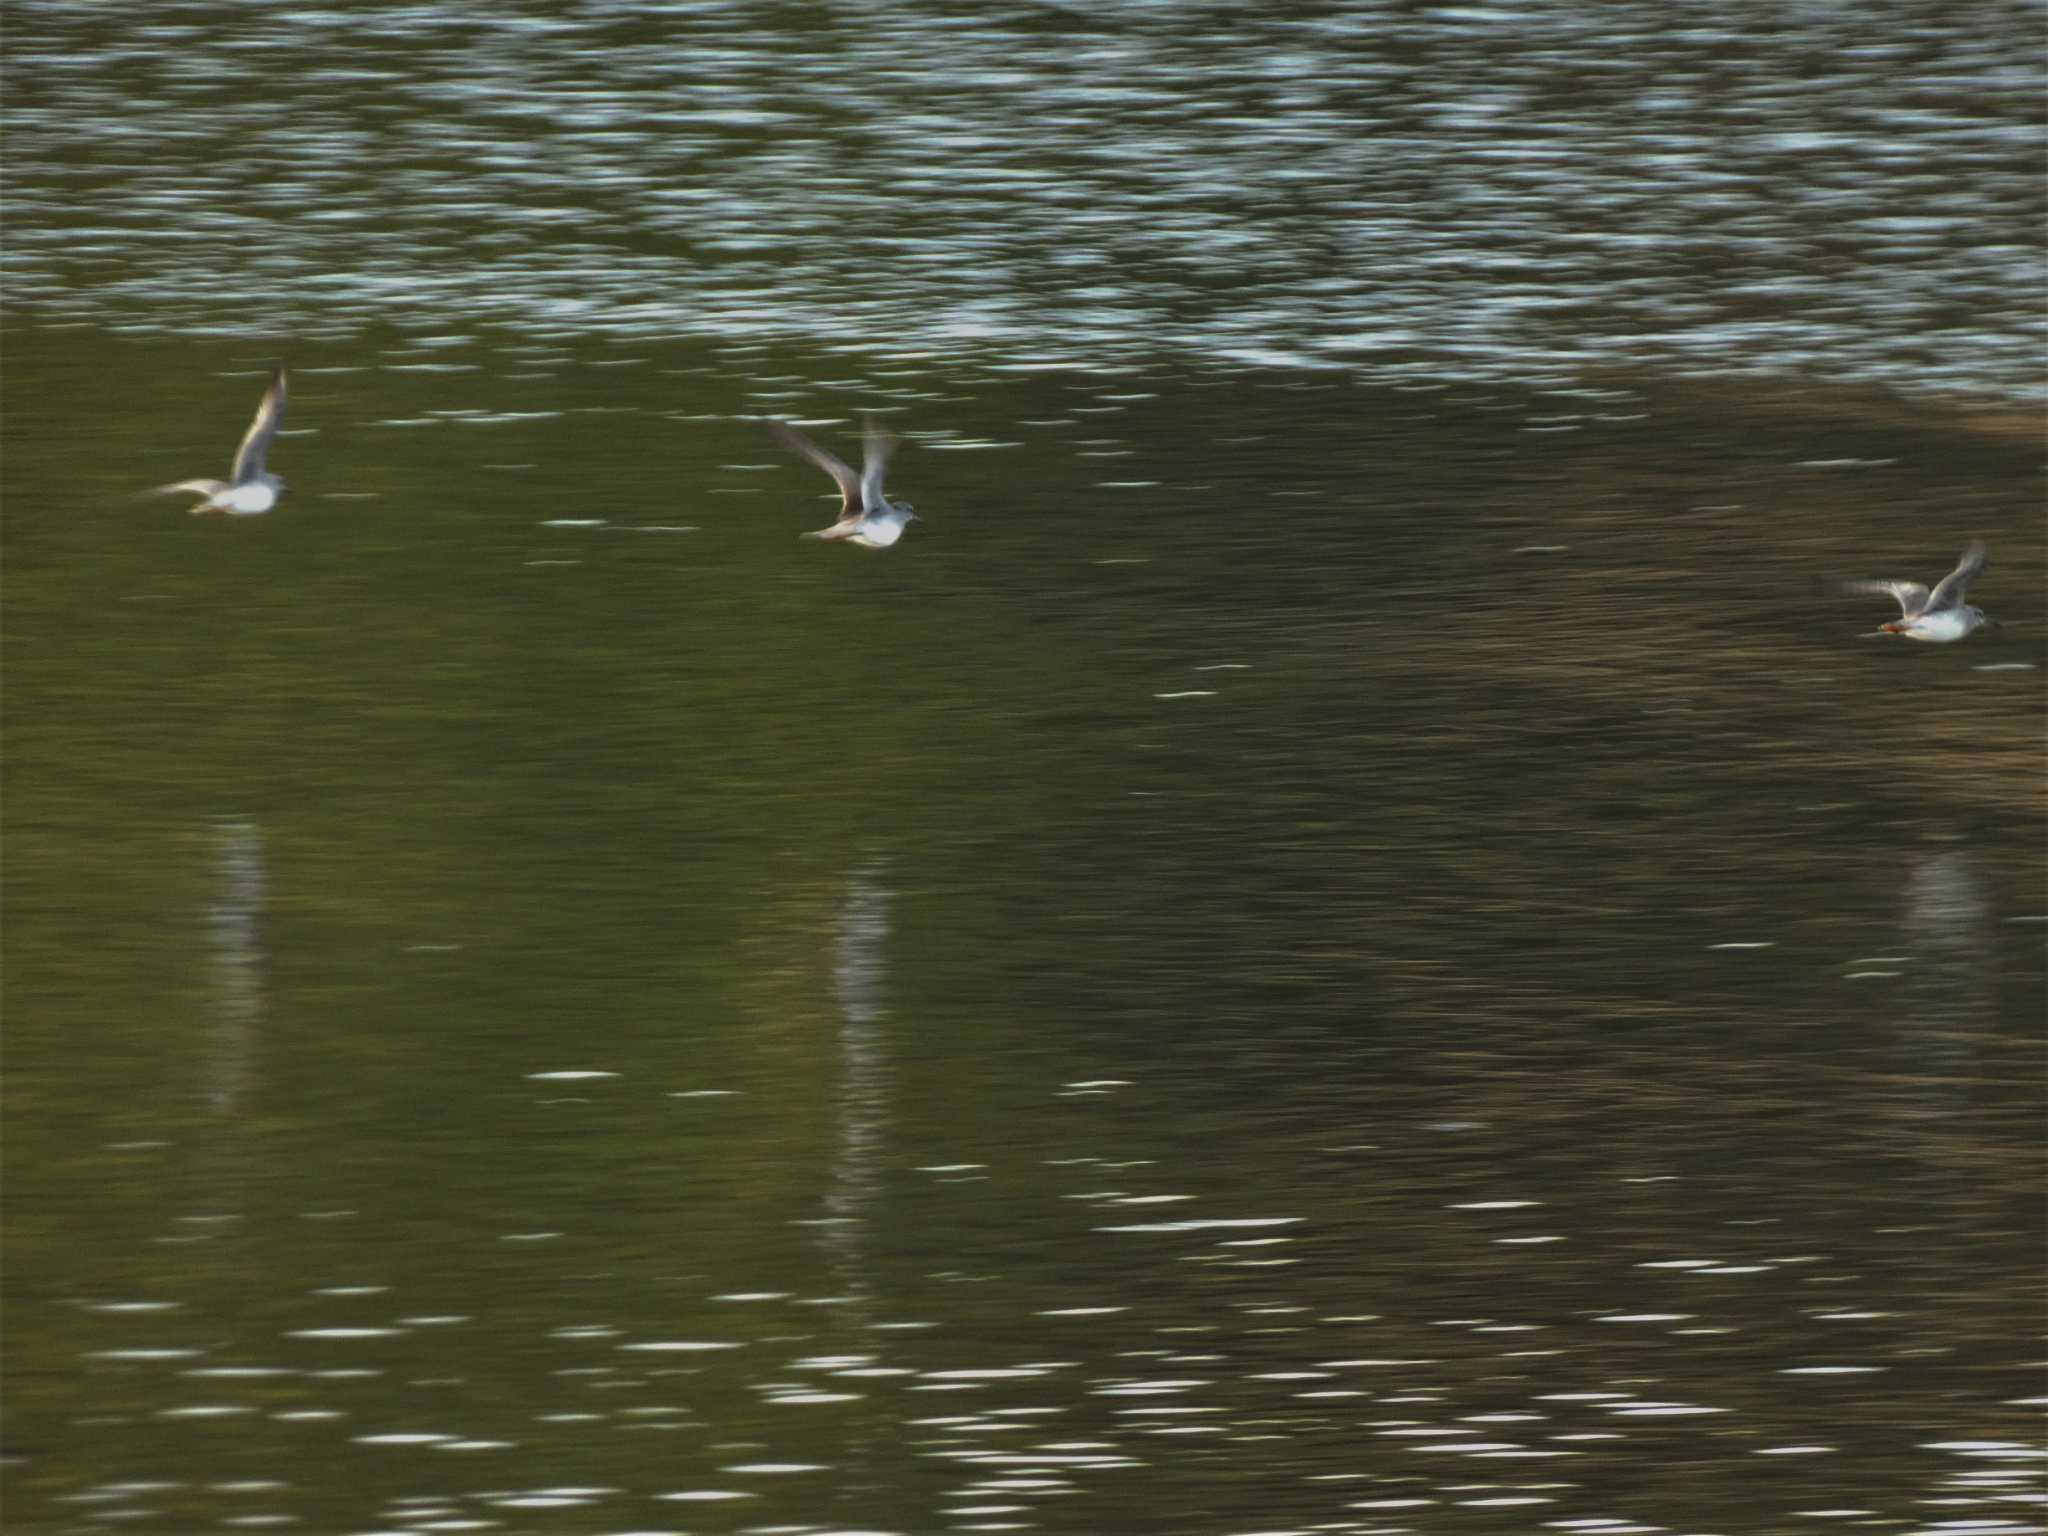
[1838,541,1995,642]
[767,416,918,549]
[147,367,288,515]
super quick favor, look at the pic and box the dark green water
[6,322,2043,1534]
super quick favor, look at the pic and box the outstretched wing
[145,478,228,499]
[230,367,287,484]
[768,420,863,516]
[1924,541,1987,613]
[1835,578,1930,618]
[858,415,899,514]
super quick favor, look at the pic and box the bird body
[151,477,282,516]
[819,505,914,549]
[768,416,918,548]
[149,368,288,515]
[1886,603,1985,643]
[1839,542,1993,642]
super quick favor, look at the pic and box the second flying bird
[768,416,919,549]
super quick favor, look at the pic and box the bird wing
[1836,578,1931,618]
[146,478,228,499]
[802,520,863,541]
[769,420,863,515]
[1924,541,1987,613]
[858,416,899,516]
[230,367,287,484]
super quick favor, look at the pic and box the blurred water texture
[6,0,2043,394]
[4,3,2045,1534]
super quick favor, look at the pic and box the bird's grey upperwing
[230,367,287,485]
[769,420,863,516]
[146,478,229,499]
[1924,541,1987,613]
[1836,578,1931,617]
[858,415,899,515]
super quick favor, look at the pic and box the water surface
[4,0,2042,394]
[5,4,2045,1534]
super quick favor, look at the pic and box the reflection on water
[4,1,2042,396]
[1900,846,1995,1074]
[821,860,891,1278]
[1905,847,1991,977]
[202,819,265,1119]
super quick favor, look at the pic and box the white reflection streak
[1887,847,1999,1146]
[1903,850,1988,963]
[205,819,266,1116]
[823,862,892,1285]
[1902,850,1991,1050]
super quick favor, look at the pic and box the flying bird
[767,416,918,548]
[1838,541,1994,642]
[147,367,288,515]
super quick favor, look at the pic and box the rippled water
[6,5,2047,1536]
[4,0,2043,394]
